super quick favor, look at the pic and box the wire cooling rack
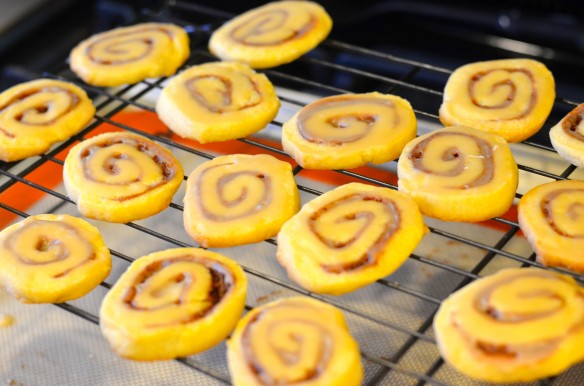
[1,2,584,385]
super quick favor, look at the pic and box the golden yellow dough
[70,23,189,87]
[0,79,95,162]
[397,126,518,222]
[0,214,111,303]
[434,268,584,383]
[550,103,584,167]
[184,154,300,248]
[440,59,555,143]
[209,1,332,69]
[63,132,184,223]
[227,296,363,386]
[518,180,584,273]
[282,92,417,170]
[156,62,280,143]
[100,247,247,361]
[277,182,427,295]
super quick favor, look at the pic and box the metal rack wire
[1,2,584,385]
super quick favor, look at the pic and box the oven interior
[1,1,584,385]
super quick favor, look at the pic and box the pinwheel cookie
[209,1,332,69]
[0,79,95,162]
[100,248,247,360]
[63,132,184,223]
[518,180,584,273]
[282,92,417,170]
[156,62,280,143]
[397,126,518,222]
[227,296,362,386]
[70,23,189,87]
[440,58,555,142]
[434,267,584,383]
[0,214,111,303]
[184,154,299,248]
[550,103,584,167]
[277,182,426,295]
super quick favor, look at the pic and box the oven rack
[1,2,583,385]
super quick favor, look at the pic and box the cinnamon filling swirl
[0,87,80,130]
[467,68,537,120]
[308,193,400,273]
[241,303,332,384]
[185,74,262,113]
[408,132,494,189]
[195,163,272,222]
[86,27,174,65]
[79,135,177,202]
[561,104,584,142]
[4,220,95,278]
[230,9,316,46]
[454,270,584,360]
[123,256,234,325]
[297,96,398,146]
[540,189,584,238]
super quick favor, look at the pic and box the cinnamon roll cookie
[0,79,95,162]
[184,154,300,248]
[440,59,555,142]
[519,180,584,273]
[156,62,280,143]
[550,103,584,167]
[209,1,332,69]
[397,126,518,222]
[70,23,189,87]
[63,132,184,223]
[277,182,426,295]
[227,296,363,386]
[0,214,111,303]
[100,248,247,360]
[434,268,584,383]
[282,92,417,170]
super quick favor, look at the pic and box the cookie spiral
[63,132,184,223]
[184,154,299,247]
[0,214,111,303]
[434,268,584,383]
[100,248,247,360]
[227,296,363,386]
[209,1,332,68]
[277,182,426,295]
[282,93,416,170]
[398,126,518,222]
[519,180,584,273]
[440,59,555,142]
[550,103,584,167]
[156,62,280,143]
[0,79,95,162]
[70,23,189,86]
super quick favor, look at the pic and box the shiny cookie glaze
[183,154,300,248]
[277,182,426,295]
[0,79,95,162]
[100,248,247,360]
[63,131,184,223]
[209,1,332,69]
[398,126,518,222]
[227,296,363,386]
[434,267,584,383]
[282,92,416,170]
[0,214,111,303]
[439,59,555,142]
[69,23,189,86]
[519,180,584,273]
